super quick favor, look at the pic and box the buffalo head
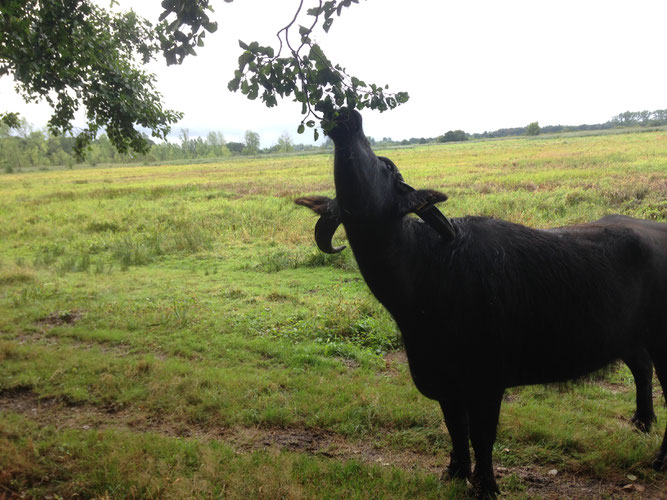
[296,108,456,253]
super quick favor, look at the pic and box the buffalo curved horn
[294,196,346,254]
[315,216,346,254]
[414,204,456,241]
[399,181,457,241]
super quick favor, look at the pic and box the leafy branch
[1,0,408,157]
[1,0,183,158]
[226,0,409,139]
[156,0,223,65]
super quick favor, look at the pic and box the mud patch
[234,427,336,454]
[36,310,84,329]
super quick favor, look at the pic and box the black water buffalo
[295,109,667,498]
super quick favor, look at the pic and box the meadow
[1,130,666,498]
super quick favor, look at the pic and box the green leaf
[297,124,305,134]
[203,22,218,33]
[238,51,253,69]
[227,77,241,92]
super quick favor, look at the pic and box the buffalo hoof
[444,454,471,481]
[631,411,656,433]
[653,450,667,472]
[471,469,500,500]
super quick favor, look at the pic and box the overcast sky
[1,0,666,147]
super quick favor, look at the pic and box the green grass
[1,130,666,498]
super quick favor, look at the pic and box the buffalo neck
[342,217,440,318]
[333,141,388,222]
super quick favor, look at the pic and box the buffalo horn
[414,204,457,241]
[315,217,346,254]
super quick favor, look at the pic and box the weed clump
[253,248,356,273]
[86,221,121,233]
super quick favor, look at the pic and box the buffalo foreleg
[439,398,471,480]
[468,390,504,499]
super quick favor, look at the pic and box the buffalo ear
[294,196,336,216]
[295,195,346,254]
[397,189,449,215]
[397,187,456,241]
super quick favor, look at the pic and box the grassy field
[1,130,666,499]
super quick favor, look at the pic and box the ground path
[1,386,664,499]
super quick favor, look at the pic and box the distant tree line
[364,109,666,146]
[2,108,666,172]
[470,109,667,139]
[438,130,469,143]
[0,120,322,172]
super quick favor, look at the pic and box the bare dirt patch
[495,465,664,499]
[384,350,407,365]
[338,357,361,369]
[1,389,664,498]
[382,350,408,377]
[36,310,84,329]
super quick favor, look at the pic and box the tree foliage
[243,130,261,155]
[1,0,409,156]
[525,121,540,136]
[276,132,294,152]
[0,0,184,157]
[156,0,223,65]
[226,1,409,140]
[437,130,468,143]
[610,109,667,127]
[160,0,410,137]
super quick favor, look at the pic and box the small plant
[56,252,91,275]
[33,243,66,267]
[169,298,194,326]
[112,236,154,269]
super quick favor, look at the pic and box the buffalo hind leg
[623,348,656,432]
[439,399,471,480]
[468,390,504,499]
[652,357,667,471]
